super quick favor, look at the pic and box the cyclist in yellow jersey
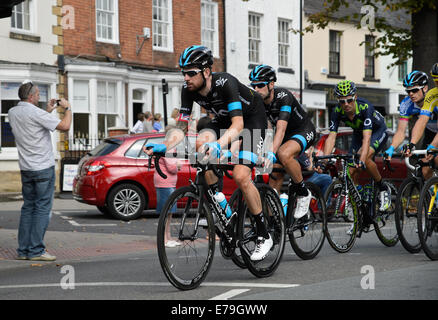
[420,63,438,150]
[404,63,438,176]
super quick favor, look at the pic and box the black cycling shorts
[200,113,267,167]
[349,127,388,154]
[283,120,317,154]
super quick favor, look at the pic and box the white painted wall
[225,0,301,89]
[0,0,57,66]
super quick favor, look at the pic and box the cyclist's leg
[269,163,285,194]
[277,122,316,218]
[420,128,436,179]
[368,129,391,210]
[348,133,363,185]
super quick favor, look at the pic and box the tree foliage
[296,0,437,67]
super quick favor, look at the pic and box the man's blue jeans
[156,187,176,215]
[307,172,332,196]
[17,166,55,258]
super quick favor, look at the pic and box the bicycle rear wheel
[237,183,285,278]
[324,179,358,253]
[395,177,423,253]
[417,177,438,260]
[157,185,216,290]
[373,181,399,247]
[287,182,326,260]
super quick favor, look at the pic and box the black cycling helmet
[334,80,357,97]
[403,70,428,88]
[431,63,438,80]
[249,65,277,83]
[179,45,213,69]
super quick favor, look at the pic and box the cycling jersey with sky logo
[179,72,263,122]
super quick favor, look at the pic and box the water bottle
[364,184,373,203]
[280,193,288,216]
[214,192,233,218]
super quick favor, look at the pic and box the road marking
[0,282,300,290]
[210,289,250,300]
[68,220,81,227]
[55,212,117,227]
[203,282,299,288]
[77,224,118,227]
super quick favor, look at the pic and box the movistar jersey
[420,87,438,133]
[265,87,310,131]
[329,97,386,133]
[179,72,264,122]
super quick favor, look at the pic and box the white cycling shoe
[294,189,311,219]
[250,234,273,261]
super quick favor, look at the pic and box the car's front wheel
[106,183,145,221]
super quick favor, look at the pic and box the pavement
[0,193,157,271]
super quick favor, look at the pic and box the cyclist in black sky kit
[249,64,316,218]
[145,45,272,261]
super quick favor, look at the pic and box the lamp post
[162,78,168,127]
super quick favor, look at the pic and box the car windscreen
[89,139,122,156]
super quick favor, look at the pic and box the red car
[314,127,407,187]
[72,132,237,220]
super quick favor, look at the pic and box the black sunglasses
[181,69,203,77]
[339,98,355,104]
[406,87,423,94]
[250,82,268,89]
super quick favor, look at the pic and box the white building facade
[0,0,59,171]
[224,0,326,128]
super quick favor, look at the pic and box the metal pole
[162,78,168,127]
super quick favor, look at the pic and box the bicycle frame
[334,157,379,237]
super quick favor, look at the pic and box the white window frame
[97,81,118,139]
[10,0,36,35]
[96,0,119,44]
[152,0,174,52]
[248,12,262,64]
[201,0,219,58]
[278,18,291,68]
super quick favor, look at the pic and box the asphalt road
[0,199,437,303]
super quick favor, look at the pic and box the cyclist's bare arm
[145,120,186,156]
[272,120,287,153]
[323,132,337,155]
[360,130,371,164]
[216,115,244,149]
[391,120,408,150]
[429,132,438,148]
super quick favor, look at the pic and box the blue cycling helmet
[403,70,428,88]
[179,45,213,69]
[249,65,277,82]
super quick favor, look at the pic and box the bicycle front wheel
[324,179,358,253]
[287,182,326,260]
[395,177,423,253]
[417,177,438,260]
[237,183,286,278]
[373,181,399,247]
[157,185,216,290]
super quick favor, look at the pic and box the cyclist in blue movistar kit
[319,80,390,212]
[145,45,272,261]
[384,71,435,159]
[249,64,316,219]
